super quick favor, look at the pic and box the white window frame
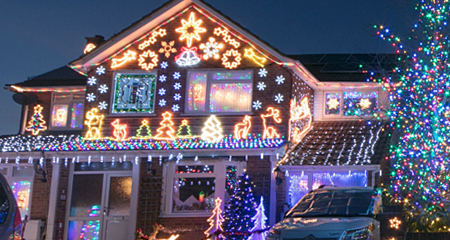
[323,90,379,118]
[50,92,85,130]
[162,160,245,217]
[184,70,253,115]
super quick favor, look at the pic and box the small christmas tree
[25,104,47,135]
[201,115,223,142]
[205,197,225,240]
[177,119,192,138]
[224,171,257,240]
[248,196,268,240]
[154,111,176,140]
[136,119,152,139]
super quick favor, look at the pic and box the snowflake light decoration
[174,93,182,101]
[98,84,109,94]
[138,50,159,70]
[88,76,97,86]
[221,49,242,69]
[99,101,108,110]
[96,66,106,75]
[159,99,167,107]
[159,88,166,96]
[200,37,223,60]
[275,75,285,85]
[159,75,167,82]
[173,72,181,80]
[253,100,262,110]
[257,82,266,91]
[159,41,177,58]
[174,83,182,90]
[86,93,96,102]
[274,93,284,104]
[258,68,267,77]
[161,61,168,69]
[172,104,180,112]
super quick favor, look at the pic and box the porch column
[269,155,277,226]
[128,159,141,240]
[46,162,60,240]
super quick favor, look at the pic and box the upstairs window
[324,91,378,117]
[51,93,85,129]
[186,70,252,114]
[112,73,157,114]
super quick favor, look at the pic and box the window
[186,70,253,114]
[0,165,34,220]
[112,73,157,114]
[164,161,244,216]
[51,93,85,129]
[324,91,378,117]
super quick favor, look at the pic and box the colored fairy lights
[25,105,47,135]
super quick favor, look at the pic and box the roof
[280,121,390,166]
[6,66,86,87]
[289,54,398,82]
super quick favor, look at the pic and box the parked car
[0,173,22,239]
[267,186,382,240]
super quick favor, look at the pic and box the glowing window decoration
[25,105,47,135]
[209,83,252,112]
[289,97,312,144]
[112,74,156,114]
[174,93,182,101]
[274,93,284,104]
[86,93,96,102]
[172,104,180,112]
[51,105,68,127]
[111,119,128,141]
[98,101,108,111]
[187,72,208,112]
[159,75,167,82]
[261,107,282,139]
[325,93,341,115]
[258,68,268,77]
[87,76,97,86]
[234,115,252,140]
[201,115,223,142]
[159,99,167,107]
[173,177,215,212]
[221,49,242,69]
[204,197,225,238]
[288,174,309,207]
[175,47,201,67]
[275,75,285,85]
[343,91,378,116]
[174,82,182,90]
[138,28,167,50]
[175,12,206,47]
[154,111,176,140]
[135,119,152,139]
[161,61,168,69]
[51,93,84,129]
[70,102,85,129]
[83,43,96,54]
[96,66,105,75]
[213,27,240,48]
[200,37,223,60]
[111,50,137,69]
[98,84,108,94]
[159,88,166,96]
[177,119,193,138]
[11,181,31,220]
[252,100,262,110]
[138,50,159,70]
[173,72,181,80]
[84,108,104,140]
[159,40,177,58]
[257,82,266,91]
[244,48,266,67]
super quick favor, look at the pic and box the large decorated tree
[375,0,450,231]
[224,171,257,240]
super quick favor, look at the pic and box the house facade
[0,1,390,239]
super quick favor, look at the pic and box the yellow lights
[111,119,128,141]
[154,111,176,140]
[359,98,372,109]
[111,50,137,68]
[234,115,252,140]
[167,235,180,240]
[290,97,312,144]
[200,37,223,60]
[83,43,96,54]
[138,28,167,50]
[138,50,159,70]
[25,105,47,136]
[389,217,402,229]
[327,98,340,110]
[244,48,266,67]
[56,109,66,122]
[159,40,177,58]
[175,12,206,47]
[84,108,104,140]
[222,49,242,69]
[261,107,282,139]
[201,115,223,143]
[213,27,240,48]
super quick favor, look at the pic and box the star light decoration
[159,75,167,82]
[175,12,206,47]
[259,68,268,77]
[98,101,108,110]
[159,99,167,107]
[159,88,166,96]
[138,50,159,70]
[275,75,285,85]
[222,49,242,69]
[98,84,109,94]
[174,83,182,90]
[96,66,105,75]
[172,104,180,112]
[253,100,262,110]
[86,93,96,102]
[359,98,372,109]
[88,76,97,86]
[389,217,401,230]
[173,72,181,80]
[257,82,266,91]
[327,98,340,110]
[274,93,283,103]
[174,93,182,101]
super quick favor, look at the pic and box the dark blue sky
[0,0,416,135]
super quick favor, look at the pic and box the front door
[67,163,133,240]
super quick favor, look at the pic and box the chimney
[83,35,105,54]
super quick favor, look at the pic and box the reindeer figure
[289,96,313,144]
[261,107,282,139]
[234,115,252,139]
[148,224,164,240]
[84,108,104,140]
[111,119,128,141]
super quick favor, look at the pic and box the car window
[0,182,9,224]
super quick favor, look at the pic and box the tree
[177,119,192,138]
[205,197,225,240]
[248,197,268,240]
[224,171,257,240]
[201,115,223,142]
[136,119,152,139]
[154,111,176,140]
[25,104,47,135]
[376,0,450,231]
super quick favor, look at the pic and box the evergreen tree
[248,196,268,240]
[224,171,257,240]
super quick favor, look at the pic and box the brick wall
[53,163,70,239]
[30,159,52,220]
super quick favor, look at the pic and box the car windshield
[285,189,378,218]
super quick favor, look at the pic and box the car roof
[312,186,375,192]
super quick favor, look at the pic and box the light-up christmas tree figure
[136,119,152,139]
[154,111,176,140]
[248,196,268,240]
[201,115,223,142]
[374,0,450,231]
[177,119,192,138]
[205,197,225,240]
[25,105,47,135]
[224,171,257,240]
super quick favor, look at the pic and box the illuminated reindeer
[84,108,104,140]
[289,96,312,143]
[234,115,252,139]
[111,119,128,141]
[261,107,282,139]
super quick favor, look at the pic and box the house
[0,1,391,239]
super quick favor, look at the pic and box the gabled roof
[5,66,86,89]
[280,121,390,166]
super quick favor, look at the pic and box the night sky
[0,0,416,135]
